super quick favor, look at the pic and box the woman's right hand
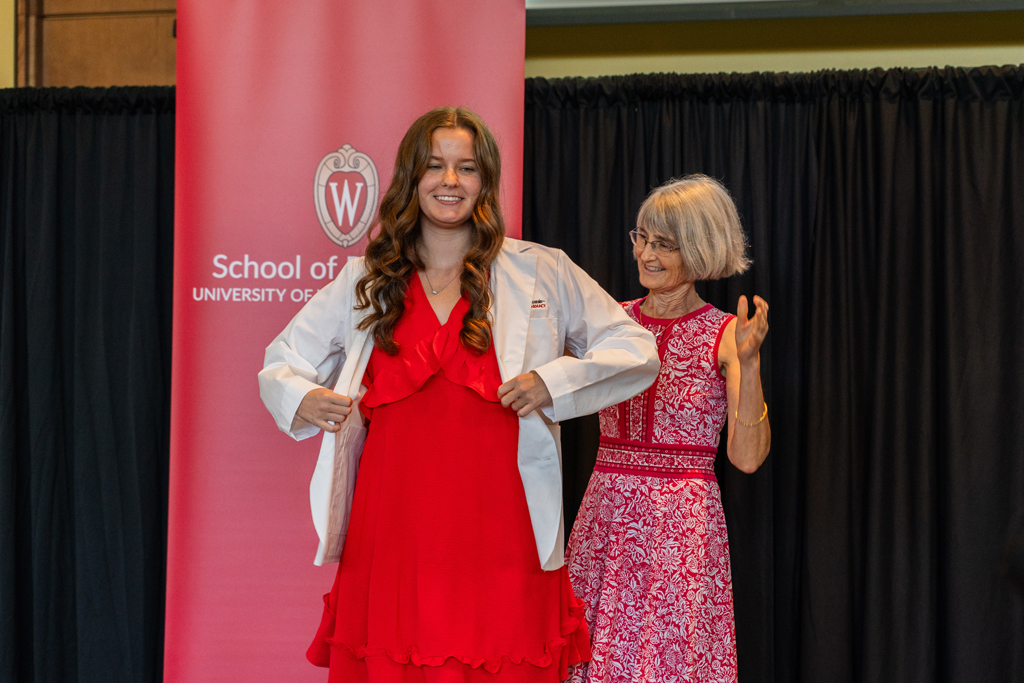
[734,294,769,366]
[292,387,354,433]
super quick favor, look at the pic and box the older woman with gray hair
[566,175,770,683]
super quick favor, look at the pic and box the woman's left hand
[735,295,769,365]
[498,371,552,417]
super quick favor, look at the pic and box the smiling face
[634,227,690,293]
[417,127,482,233]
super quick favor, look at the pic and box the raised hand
[735,295,769,365]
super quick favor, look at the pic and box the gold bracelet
[735,401,768,427]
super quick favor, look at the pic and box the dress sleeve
[532,251,660,423]
[258,259,363,440]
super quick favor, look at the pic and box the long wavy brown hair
[354,107,505,355]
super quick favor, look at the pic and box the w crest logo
[314,144,379,248]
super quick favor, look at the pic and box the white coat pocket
[526,316,560,366]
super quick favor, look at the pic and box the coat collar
[490,239,538,381]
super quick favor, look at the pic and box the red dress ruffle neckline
[359,289,503,414]
[309,275,590,683]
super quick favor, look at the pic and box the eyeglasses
[629,229,679,256]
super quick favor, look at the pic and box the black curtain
[4,69,1024,683]
[0,87,175,683]
[525,67,1024,683]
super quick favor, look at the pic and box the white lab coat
[258,237,659,570]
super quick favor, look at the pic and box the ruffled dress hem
[309,593,590,680]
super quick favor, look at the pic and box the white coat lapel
[491,242,537,381]
[311,310,373,566]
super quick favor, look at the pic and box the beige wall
[17,0,175,87]
[7,6,1024,87]
[1,0,13,87]
[526,11,1024,78]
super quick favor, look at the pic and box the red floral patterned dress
[566,300,737,683]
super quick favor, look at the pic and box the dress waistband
[595,437,717,481]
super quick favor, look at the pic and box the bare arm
[720,295,771,473]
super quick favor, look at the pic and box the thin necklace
[641,291,700,347]
[648,317,676,349]
[423,268,461,295]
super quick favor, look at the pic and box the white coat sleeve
[258,261,362,440]
[532,251,659,422]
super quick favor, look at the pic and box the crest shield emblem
[315,145,379,248]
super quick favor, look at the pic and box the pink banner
[166,3,525,680]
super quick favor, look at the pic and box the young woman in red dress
[259,107,660,683]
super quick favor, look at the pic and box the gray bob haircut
[636,175,751,281]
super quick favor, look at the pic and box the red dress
[566,301,737,683]
[307,276,590,683]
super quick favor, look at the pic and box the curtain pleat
[525,66,1024,683]
[3,67,1023,683]
[0,86,174,683]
